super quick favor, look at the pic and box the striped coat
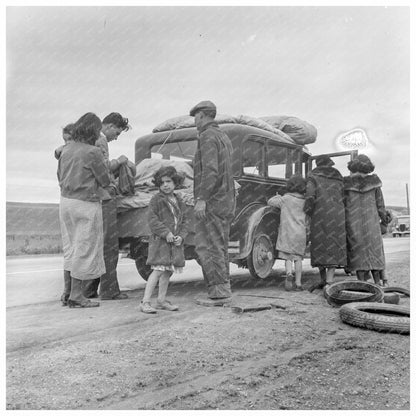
[305,167,347,267]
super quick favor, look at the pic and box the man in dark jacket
[304,155,347,289]
[83,112,131,300]
[190,100,235,306]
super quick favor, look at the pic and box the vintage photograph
[5,3,411,411]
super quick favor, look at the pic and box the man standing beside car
[190,100,235,306]
[84,112,132,300]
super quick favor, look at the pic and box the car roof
[136,123,299,147]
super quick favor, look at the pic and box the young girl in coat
[140,166,189,314]
[268,175,308,291]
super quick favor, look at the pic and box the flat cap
[189,100,216,117]
[315,154,335,167]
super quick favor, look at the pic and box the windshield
[150,140,198,164]
[397,216,410,225]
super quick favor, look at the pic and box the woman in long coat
[304,155,347,287]
[344,154,387,284]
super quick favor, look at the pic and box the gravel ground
[6,246,410,410]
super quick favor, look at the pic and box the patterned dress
[305,166,347,267]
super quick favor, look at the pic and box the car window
[242,139,264,176]
[267,144,294,179]
[150,140,197,163]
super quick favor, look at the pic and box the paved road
[6,237,409,308]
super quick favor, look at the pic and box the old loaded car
[117,122,357,280]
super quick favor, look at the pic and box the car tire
[247,233,275,279]
[339,302,410,334]
[324,280,384,307]
[383,286,410,297]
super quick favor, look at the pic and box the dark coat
[146,192,189,267]
[193,121,235,218]
[344,174,386,271]
[304,166,347,267]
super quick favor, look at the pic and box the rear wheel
[247,234,275,279]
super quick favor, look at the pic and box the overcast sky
[6,5,411,206]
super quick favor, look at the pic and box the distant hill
[6,201,60,236]
[387,206,409,216]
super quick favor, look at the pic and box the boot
[68,278,100,308]
[356,270,366,281]
[371,270,381,286]
[363,271,372,281]
[285,273,294,291]
[60,270,72,306]
[319,267,327,286]
[380,270,388,287]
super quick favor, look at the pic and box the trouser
[84,198,120,298]
[356,270,382,285]
[62,270,71,295]
[195,210,232,299]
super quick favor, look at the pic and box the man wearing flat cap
[304,155,347,289]
[190,100,235,306]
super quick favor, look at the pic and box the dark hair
[62,123,75,135]
[347,154,375,174]
[286,175,306,194]
[200,108,216,119]
[153,166,184,188]
[72,113,102,145]
[102,112,130,131]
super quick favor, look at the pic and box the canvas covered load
[152,113,316,145]
[152,114,237,133]
[116,158,194,212]
[260,115,317,145]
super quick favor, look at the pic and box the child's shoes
[285,274,294,291]
[156,300,179,311]
[293,285,304,291]
[140,302,157,314]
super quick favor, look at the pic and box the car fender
[231,204,280,260]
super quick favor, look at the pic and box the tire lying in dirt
[324,280,384,307]
[338,289,400,305]
[338,290,373,300]
[383,286,410,297]
[339,302,410,334]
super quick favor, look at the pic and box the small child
[140,166,189,313]
[267,175,308,291]
[54,123,75,160]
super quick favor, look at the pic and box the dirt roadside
[6,250,410,410]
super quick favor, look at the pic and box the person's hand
[117,155,128,165]
[166,232,175,243]
[194,199,206,220]
[173,236,183,246]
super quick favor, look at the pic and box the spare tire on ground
[338,289,400,305]
[339,302,410,334]
[383,286,410,297]
[324,280,384,307]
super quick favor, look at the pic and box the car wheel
[247,234,275,279]
[339,302,410,334]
